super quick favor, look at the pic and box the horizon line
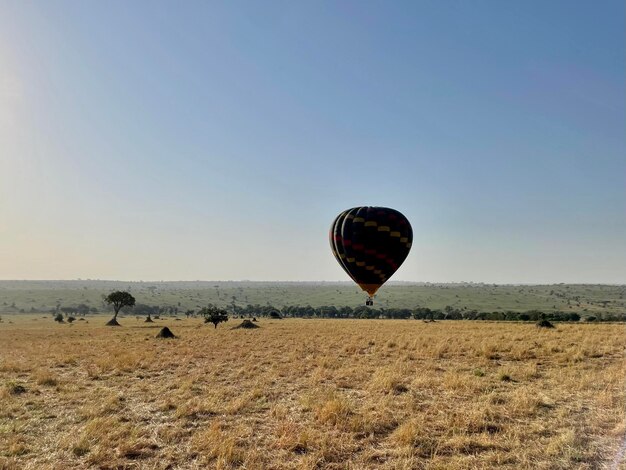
[0,279,624,286]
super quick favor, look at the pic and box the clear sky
[1,1,624,283]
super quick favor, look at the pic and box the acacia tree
[104,291,136,326]
[200,305,228,329]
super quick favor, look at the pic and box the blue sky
[1,1,624,283]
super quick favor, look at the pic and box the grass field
[1,315,624,469]
[1,281,624,316]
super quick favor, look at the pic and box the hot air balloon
[330,206,412,305]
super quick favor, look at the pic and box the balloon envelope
[330,206,413,297]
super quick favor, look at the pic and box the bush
[6,381,27,395]
[536,319,555,328]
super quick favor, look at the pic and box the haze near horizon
[1,1,624,284]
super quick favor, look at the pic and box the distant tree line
[224,304,626,322]
[9,298,626,323]
[44,303,626,323]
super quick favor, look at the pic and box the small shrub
[72,440,90,457]
[6,381,27,395]
[474,369,485,377]
[35,370,58,386]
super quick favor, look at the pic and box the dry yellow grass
[0,315,624,469]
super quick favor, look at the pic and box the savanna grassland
[0,281,624,316]
[1,316,624,469]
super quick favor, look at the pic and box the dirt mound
[233,320,260,329]
[536,319,555,328]
[106,318,121,326]
[156,327,176,338]
[145,316,154,323]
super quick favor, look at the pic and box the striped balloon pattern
[330,206,412,299]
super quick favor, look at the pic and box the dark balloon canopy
[330,206,413,299]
